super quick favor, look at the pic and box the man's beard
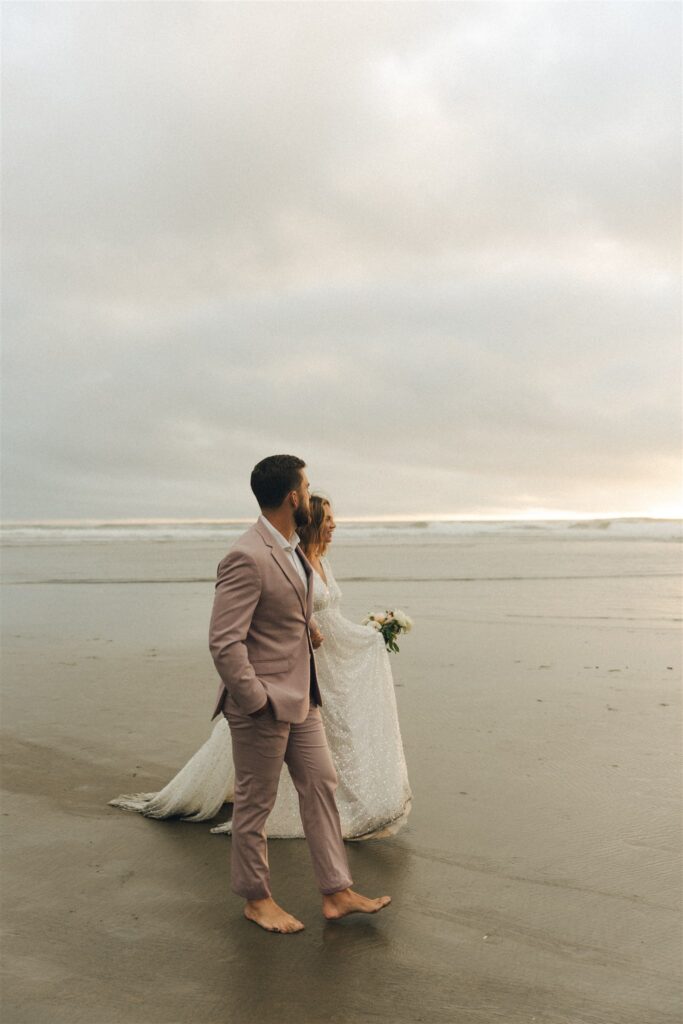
[293,502,311,528]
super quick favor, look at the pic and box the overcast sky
[2,1,681,521]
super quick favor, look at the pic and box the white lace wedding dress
[110,556,412,840]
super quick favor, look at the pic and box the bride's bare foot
[243,897,305,933]
[322,888,391,920]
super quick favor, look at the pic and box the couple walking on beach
[111,453,411,934]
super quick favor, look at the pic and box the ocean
[1,516,680,546]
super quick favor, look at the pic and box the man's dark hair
[250,455,306,509]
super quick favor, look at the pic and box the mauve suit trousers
[223,692,353,900]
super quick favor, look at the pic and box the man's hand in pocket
[249,698,270,718]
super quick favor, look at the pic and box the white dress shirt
[258,515,308,595]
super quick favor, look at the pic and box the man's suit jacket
[209,518,322,723]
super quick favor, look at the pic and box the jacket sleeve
[208,548,268,715]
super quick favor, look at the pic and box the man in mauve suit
[209,454,391,933]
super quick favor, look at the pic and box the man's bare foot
[243,896,305,933]
[322,888,391,920]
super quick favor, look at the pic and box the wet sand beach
[1,524,681,1023]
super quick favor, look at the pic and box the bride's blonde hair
[299,494,331,559]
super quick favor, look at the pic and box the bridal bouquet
[362,609,413,653]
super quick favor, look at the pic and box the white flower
[393,609,413,632]
[362,608,412,636]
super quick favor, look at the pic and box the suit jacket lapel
[296,546,315,621]
[255,519,307,614]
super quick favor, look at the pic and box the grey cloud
[1,1,680,519]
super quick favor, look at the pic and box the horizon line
[1,513,681,527]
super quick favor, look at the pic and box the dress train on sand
[110,556,412,840]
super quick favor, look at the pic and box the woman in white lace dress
[110,496,412,841]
